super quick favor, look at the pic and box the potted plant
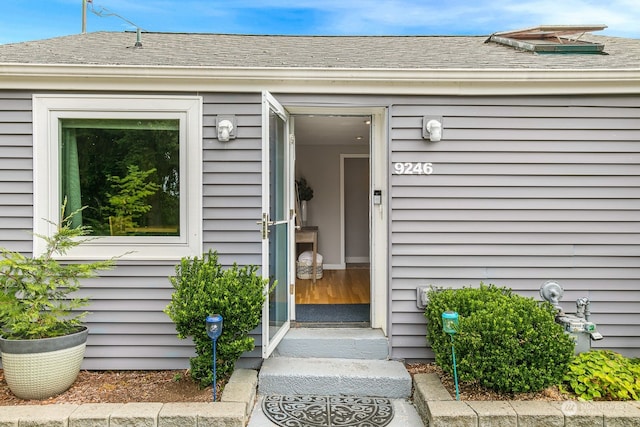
[296,177,314,226]
[0,204,116,399]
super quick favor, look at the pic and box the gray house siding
[0,90,264,370]
[389,95,640,362]
[0,91,32,254]
[1,89,639,368]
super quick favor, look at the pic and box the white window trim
[33,94,203,260]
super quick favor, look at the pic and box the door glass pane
[268,109,288,341]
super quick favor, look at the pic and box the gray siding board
[88,335,194,346]
[203,185,261,196]
[204,207,261,219]
[393,244,640,256]
[204,149,261,161]
[205,220,262,232]
[0,135,31,146]
[395,116,640,130]
[393,221,639,233]
[205,196,260,208]
[393,151,640,163]
[391,186,637,199]
[0,159,31,170]
[204,172,261,185]
[0,194,32,205]
[391,100,640,115]
[393,209,640,221]
[395,127,640,141]
[393,176,640,187]
[86,323,182,335]
[392,267,640,280]
[0,181,33,194]
[85,346,195,358]
[393,198,640,210]
[0,170,31,181]
[204,161,263,173]
[389,95,640,360]
[82,358,190,370]
[394,140,640,153]
[0,123,31,134]
[392,232,640,245]
[204,230,261,242]
[392,256,639,268]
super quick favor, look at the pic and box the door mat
[262,395,394,427]
[296,304,370,322]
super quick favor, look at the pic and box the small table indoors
[295,226,318,284]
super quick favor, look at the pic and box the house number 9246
[393,162,434,175]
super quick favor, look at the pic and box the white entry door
[261,91,295,358]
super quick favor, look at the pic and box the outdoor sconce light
[206,314,223,401]
[422,116,443,142]
[442,311,460,400]
[216,116,237,142]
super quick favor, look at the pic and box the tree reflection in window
[60,119,180,236]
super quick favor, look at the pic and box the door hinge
[290,283,295,295]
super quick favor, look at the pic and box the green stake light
[442,311,460,400]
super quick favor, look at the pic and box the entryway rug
[262,395,394,427]
[296,304,370,322]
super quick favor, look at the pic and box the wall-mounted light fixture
[422,116,443,142]
[216,115,237,142]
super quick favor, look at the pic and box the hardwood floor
[295,266,370,305]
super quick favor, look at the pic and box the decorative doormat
[262,395,394,427]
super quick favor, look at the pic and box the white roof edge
[1,64,640,95]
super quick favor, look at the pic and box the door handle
[257,214,290,239]
[257,213,270,239]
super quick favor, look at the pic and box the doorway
[292,115,372,325]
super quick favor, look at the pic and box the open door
[261,91,295,358]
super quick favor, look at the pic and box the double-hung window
[33,95,202,260]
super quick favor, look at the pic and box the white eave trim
[1,63,640,95]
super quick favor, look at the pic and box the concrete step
[272,328,389,359]
[258,357,412,399]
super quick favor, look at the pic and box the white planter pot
[0,327,88,400]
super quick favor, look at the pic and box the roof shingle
[0,32,638,70]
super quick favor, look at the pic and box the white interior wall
[296,144,369,267]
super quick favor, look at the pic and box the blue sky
[1,0,639,44]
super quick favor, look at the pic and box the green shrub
[425,283,574,393]
[0,205,115,339]
[561,350,640,400]
[164,250,270,388]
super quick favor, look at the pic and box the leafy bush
[425,283,574,393]
[561,350,640,400]
[164,250,270,388]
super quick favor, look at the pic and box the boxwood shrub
[164,250,270,387]
[425,283,574,393]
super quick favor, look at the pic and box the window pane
[60,119,180,236]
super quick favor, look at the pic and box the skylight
[486,25,607,54]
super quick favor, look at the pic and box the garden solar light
[442,311,460,400]
[206,314,223,401]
